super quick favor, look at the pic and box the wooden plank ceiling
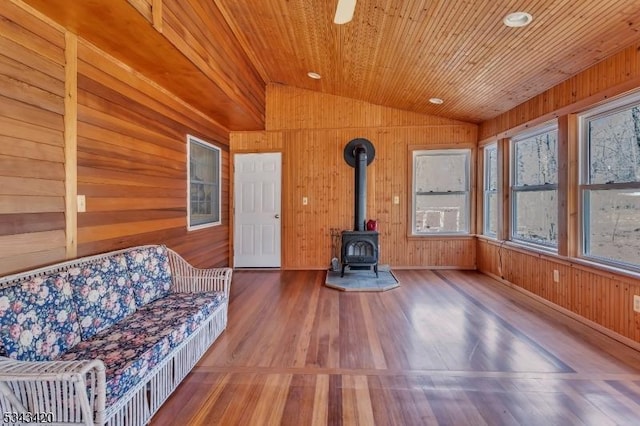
[19,0,640,128]
[215,0,640,123]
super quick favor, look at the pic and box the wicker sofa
[0,244,232,426]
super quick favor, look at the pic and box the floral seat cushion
[59,291,225,406]
[68,254,137,341]
[125,246,173,307]
[0,272,81,361]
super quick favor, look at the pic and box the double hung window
[580,96,640,270]
[187,135,221,230]
[511,126,558,248]
[412,149,471,235]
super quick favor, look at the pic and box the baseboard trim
[481,270,640,353]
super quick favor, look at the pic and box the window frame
[410,147,472,236]
[578,93,640,271]
[187,134,222,231]
[510,123,559,250]
[483,143,498,238]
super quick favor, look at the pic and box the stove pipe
[354,145,367,231]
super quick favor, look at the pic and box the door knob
[275,214,280,219]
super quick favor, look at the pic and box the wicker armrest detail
[167,249,232,296]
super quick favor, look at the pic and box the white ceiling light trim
[429,98,444,105]
[307,71,322,79]
[503,11,533,27]
[334,0,356,24]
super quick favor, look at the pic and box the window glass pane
[486,147,498,191]
[588,107,640,184]
[486,192,498,236]
[513,190,557,245]
[514,131,558,186]
[584,189,640,267]
[483,145,498,237]
[415,194,468,233]
[189,137,221,228]
[415,153,467,192]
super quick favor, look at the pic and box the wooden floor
[150,270,640,425]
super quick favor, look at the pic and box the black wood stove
[341,138,379,277]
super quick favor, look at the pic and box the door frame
[231,151,283,268]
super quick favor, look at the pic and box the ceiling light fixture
[503,11,533,27]
[429,98,444,105]
[307,71,322,79]
[334,0,356,25]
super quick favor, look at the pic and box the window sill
[407,234,474,241]
[570,257,640,281]
[478,238,640,282]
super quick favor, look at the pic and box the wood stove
[341,138,379,277]
[341,230,378,277]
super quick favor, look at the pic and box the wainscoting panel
[477,238,640,344]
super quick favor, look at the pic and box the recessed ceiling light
[307,71,321,79]
[429,97,444,105]
[503,11,533,27]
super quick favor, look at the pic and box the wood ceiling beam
[21,0,265,131]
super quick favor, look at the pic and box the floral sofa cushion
[68,254,137,341]
[0,272,81,361]
[137,292,226,347]
[59,291,225,407]
[125,245,172,307]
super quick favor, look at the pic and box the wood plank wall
[478,42,640,344]
[76,42,230,268]
[0,1,67,274]
[231,85,478,269]
[0,0,232,274]
[477,239,640,343]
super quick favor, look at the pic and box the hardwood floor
[150,270,640,425]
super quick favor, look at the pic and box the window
[483,144,498,237]
[412,148,471,234]
[511,125,558,248]
[580,94,640,270]
[187,135,221,230]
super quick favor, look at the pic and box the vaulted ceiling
[215,0,640,123]
[20,0,640,130]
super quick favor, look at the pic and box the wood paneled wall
[266,85,470,131]
[0,0,231,274]
[76,41,230,268]
[478,39,640,345]
[477,239,640,343]
[0,1,67,274]
[231,85,478,269]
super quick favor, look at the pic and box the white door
[234,153,282,267]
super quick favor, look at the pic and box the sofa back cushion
[125,245,173,307]
[0,272,81,361]
[69,254,137,341]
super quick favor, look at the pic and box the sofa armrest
[0,356,106,425]
[167,248,232,297]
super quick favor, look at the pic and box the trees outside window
[483,144,498,237]
[581,97,640,269]
[511,125,558,248]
